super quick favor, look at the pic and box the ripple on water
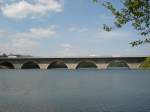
[0,69,150,112]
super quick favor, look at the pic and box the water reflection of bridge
[0,57,147,69]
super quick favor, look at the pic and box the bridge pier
[97,63,109,69]
[128,63,141,69]
[13,64,22,69]
[38,64,49,70]
[66,63,77,69]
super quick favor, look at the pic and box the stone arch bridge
[0,57,147,69]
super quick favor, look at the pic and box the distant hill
[0,53,33,58]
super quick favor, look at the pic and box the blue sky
[0,0,149,57]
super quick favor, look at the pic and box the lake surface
[0,69,150,112]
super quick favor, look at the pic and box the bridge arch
[47,60,68,69]
[21,61,40,69]
[0,61,14,69]
[107,60,129,69]
[76,61,98,69]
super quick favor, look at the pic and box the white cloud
[55,43,75,56]
[0,25,57,55]
[0,0,3,4]
[99,14,114,21]
[111,54,121,57]
[14,26,56,39]
[68,27,88,33]
[0,42,39,55]
[123,46,150,56]
[0,29,9,37]
[11,26,56,50]
[97,30,134,40]
[0,43,11,54]
[12,38,39,48]
[61,43,72,49]
[89,54,97,57]
[0,38,40,55]
[1,0,63,19]
[0,37,40,54]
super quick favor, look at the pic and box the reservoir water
[0,69,150,112]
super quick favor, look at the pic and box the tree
[140,57,150,68]
[93,0,150,46]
